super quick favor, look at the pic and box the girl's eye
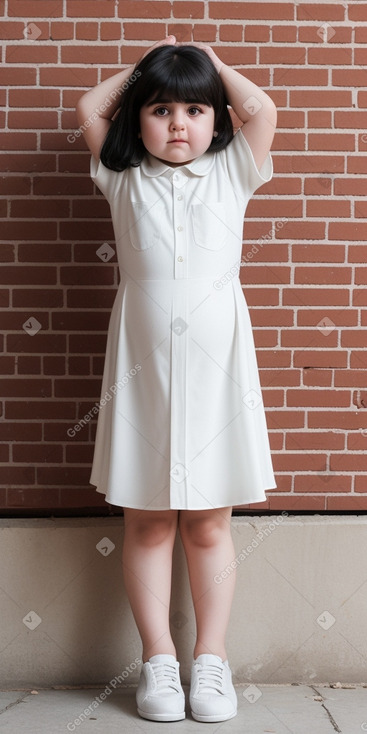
[188,107,202,116]
[154,107,168,116]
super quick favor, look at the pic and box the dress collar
[140,151,215,178]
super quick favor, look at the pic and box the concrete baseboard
[0,515,366,687]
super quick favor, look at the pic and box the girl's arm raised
[218,64,277,171]
[75,65,136,161]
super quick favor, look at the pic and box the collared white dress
[89,128,277,510]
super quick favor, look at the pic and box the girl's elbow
[75,97,89,126]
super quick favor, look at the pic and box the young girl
[76,36,277,723]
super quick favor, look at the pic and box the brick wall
[1,0,367,515]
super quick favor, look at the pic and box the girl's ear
[138,132,142,138]
[213,131,218,137]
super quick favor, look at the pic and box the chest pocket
[127,201,163,251]
[191,202,228,251]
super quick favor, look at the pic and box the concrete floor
[1,684,366,734]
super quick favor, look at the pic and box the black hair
[100,44,234,171]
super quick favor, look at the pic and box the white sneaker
[136,654,185,721]
[189,653,237,722]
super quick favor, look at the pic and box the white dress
[89,128,277,510]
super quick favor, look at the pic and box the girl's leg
[122,508,179,663]
[178,507,236,661]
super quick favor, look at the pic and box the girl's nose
[170,115,185,131]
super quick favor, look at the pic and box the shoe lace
[151,662,181,694]
[196,662,224,695]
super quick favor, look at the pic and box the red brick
[292,245,346,264]
[8,110,57,130]
[332,69,366,87]
[173,2,204,18]
[118,1,171,18]
[290,90,351,108]
[0,466,35,485]
[9,88,60,107]
[261,47,306,65]
[8,0,63,16]
[335,370,367,387]
[302,369,333,387]
[193,24,217,42]
[50,21,74,40]
[40,67,97,87]
[0,67,36,85]
[209,3,293,20]
[65,444,94,463]
[6,488,61,509]
[59,488,107,508]
[7,334,66,354]
[52,312,109,331]
[306,200,351,218]
[168,23,193,42]
[296,350,349,368]
[75,22,98,40]
[244,25,270,42]
[6,45,57,63]
[17,356,42,374]
[13,444,63,462]
[335,110,367,128]
[100,23,123,41]
[294,267,352,285]
[0,422,42,441]
[0,357,16,374]
[62,45,118,64]
[0,20,24,38]
[307,110,332,129]
[219,24,243,42]
[348,3,367,21]
[350,352,367,369]
[274,68,328,86]
[124,22,166,40]
[308,48,352,65]
[67,0,115,16]
[12,289,63,307]
[271,25,296,43]
[1,153,56,172]
[327,495,367,511]
[329,222,367,241]
[294,475,351,493]
[287,389,350,408]
[18,243,71,262]
[296,3,345,21]
[6,400,75,419]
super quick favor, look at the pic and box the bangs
[135,51,218,111]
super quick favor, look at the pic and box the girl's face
[139,98,215,167]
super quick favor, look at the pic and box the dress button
[177,195,183,201]
[177,256,183,262]
[177,225,183,232]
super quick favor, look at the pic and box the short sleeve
[219,128,273,202]
[90,155,126,204]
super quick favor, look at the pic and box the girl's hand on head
[174,41,224,74]
[136,35,176,65]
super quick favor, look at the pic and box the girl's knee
[179,510,231,549]
[124,509,177,547]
